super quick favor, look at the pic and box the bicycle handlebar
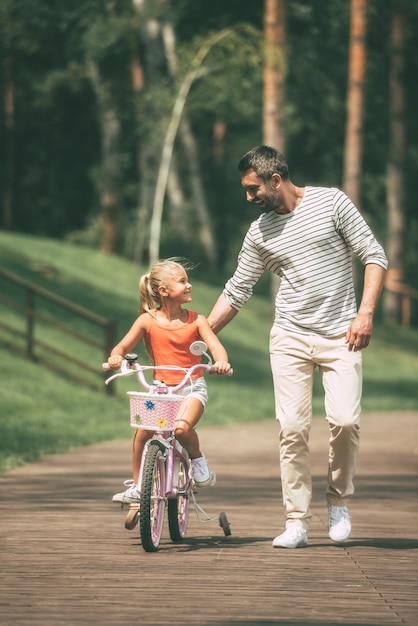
[102,360,233,393]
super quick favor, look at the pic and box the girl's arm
[107,313,150,370]
[196,314,231,375]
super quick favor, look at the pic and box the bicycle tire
[167,457,190,541]
[139,441,166,552]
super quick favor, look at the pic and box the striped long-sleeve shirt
[223,186,388,337]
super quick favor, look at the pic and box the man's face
[241,169,281,212]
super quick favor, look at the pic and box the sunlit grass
[0,231,417,474]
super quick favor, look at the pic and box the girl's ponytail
[139,273,156,315]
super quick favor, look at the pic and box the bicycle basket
[127,391,184,431]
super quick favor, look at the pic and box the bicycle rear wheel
[139,441,166,552]
[167,457,190,541]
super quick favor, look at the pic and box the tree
[87,56,125,254]
[160,23,217,270]
[147,27,243,267]
[263,0,287,304]
[131,0,168,264]
[383,0,406,324]
[1,0,16,230]
[342,0,368,210]
[263,0,286,152]
[84,9,135,254]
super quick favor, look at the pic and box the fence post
[104,320,116,396]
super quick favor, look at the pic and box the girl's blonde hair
[139,257,194,315]
[139,258,194,359]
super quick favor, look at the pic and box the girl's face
[160,268,192,303]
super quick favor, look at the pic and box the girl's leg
[174,397,215,486]
[174,397,204,459]
[112,428,153,503]
[132,428,153,483]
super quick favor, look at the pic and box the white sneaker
[272,526,308,549]
[112,479,141,503]
[191,455,216,487]
[328,505,351,542]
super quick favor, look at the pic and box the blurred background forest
[1,0,417,325]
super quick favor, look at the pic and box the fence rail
[384,269,418,327]
[0,267,116,394]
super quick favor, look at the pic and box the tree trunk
[383,0,406,324]
[3,47,15,229]
[342,0,368,210]
[131,22,148,264]
[87,58,124,254]
[342,0,368,296]
[132,0,164,264]
[166,165,191,240]
[160,23,217,269]
[263,0,287,306]
[147,27,232,267]
[263,0,286,151]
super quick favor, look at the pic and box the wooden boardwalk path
[1,412,417,626]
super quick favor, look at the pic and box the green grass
[0,231,417,474]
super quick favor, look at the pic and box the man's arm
[345,263,387,351]
[207,293,239,334]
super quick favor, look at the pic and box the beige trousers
[269,326,362,530]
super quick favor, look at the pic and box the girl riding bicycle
[107,257,231,503]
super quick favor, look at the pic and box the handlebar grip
[207,366,233,376]
[102,361,131,372]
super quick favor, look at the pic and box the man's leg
[318,334,362,542]
[317,335,362,505]
[270,327,315,531]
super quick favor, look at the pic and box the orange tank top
[147,309,203,384]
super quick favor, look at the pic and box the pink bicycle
[103,341,232,552]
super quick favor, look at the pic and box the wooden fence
[384,268,418,326]
[0,267,116,394]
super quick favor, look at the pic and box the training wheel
[125,504,140,531]
[219,512,231,537]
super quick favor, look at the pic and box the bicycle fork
[139,435,193,500]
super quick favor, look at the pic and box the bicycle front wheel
[167,457,190,541]
[139,441,166,552]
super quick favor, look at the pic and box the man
[207,145,388,548]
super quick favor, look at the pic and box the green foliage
[84,14,134,69]
[0,232,418,475]
[1,1,418,285]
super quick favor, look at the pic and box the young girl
[108,258,231,504]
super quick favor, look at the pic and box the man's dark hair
[238,145,289,181]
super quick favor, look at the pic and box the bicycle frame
[140,434,191,497]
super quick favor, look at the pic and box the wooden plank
[0,412,417,626]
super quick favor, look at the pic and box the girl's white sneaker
[191,455,216,487]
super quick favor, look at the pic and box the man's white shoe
[328,505,351,543]
[272,526,308,549]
